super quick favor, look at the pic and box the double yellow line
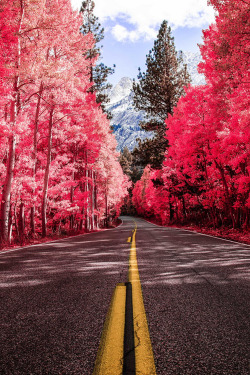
[93,222,156,375]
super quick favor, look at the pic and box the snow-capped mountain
[107,51,205,151]
[182,51,205,86]
[106,77,149,151]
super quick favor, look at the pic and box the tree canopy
[80,0,115,116]
[132,20,190,169]
[132,0,250,231]
[0,0,128,246]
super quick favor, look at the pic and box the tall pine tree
[80,0,114,115]
[119,147,142,183]
[132,20,190,169]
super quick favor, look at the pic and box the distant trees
[132,20,190,169]
[0,0,128,247]
[132,0,250,230]
[119,147,133,177]
[119,147,142,183]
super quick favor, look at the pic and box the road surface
[0,216,250,374]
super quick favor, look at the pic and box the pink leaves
[0,0,129,244]
[133,0,250,229]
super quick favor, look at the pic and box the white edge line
[142,218,250,247]
[0,219,124,256]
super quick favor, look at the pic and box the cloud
[111,25,130,42]
[71,0,215,42]
[111,24,156,42]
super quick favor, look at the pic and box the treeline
[131,0,249,230]
[0,0,129,246]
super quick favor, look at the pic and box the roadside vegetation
[0,0,129,248]
[121,0,250,243]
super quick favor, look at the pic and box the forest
[0,0,249,249]
[131,0,250,235]
[0,0,129,247]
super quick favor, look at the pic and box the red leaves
[133,0,250,229]
[0,0,129,244]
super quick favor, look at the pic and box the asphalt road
[1,216,250,374]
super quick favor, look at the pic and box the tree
[0,0,44,243]
[198,0,250,228]
[0,0,129,246]
[132,1,250,230]
[119,147,133,176]
[132,20,190,169]
[80,0,114,115]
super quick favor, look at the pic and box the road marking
[129,222,157,375]
[93,221,156,375]
[123,282,135,374]
[92,283,126,375]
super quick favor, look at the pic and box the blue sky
[71,0,215,84]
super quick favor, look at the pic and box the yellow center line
[93,220,156,375]
[129,221,157,375]
[92,283,126,374]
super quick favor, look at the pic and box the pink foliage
[0,0,129,245]
[133,0,250,229]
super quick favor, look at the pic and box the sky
[71,0,216,85]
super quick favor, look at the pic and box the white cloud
[111,25,130,42]
[71,0,215,42]
[111,24,156,42]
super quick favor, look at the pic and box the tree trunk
[0,134,16,244]
[30,207,35,234]
[93,172,99,229]
[169,201,174,223]
[30,82,43,235]
[244,208,250,228]
[210,207,217,228]
[105,192,108,228]
[215,161,236,228]
[0,5,24,245]
[182,196,187,218]
[41,107,54,238]
[18,202,25,243]
[84,153,90,232]
[70,181,75,231]
[90,169,95,231]
[79,181,84,231]
[8,204,13,244]
[14,204,19,241]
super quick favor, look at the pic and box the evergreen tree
[119,147,143,183]
[132,20,190,169]
[119,147,141,215]
[119,147,133,176]
[80,0,114,115]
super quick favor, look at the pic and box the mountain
[106,77,149,152]
[182,51,206,86]
[107,51,205,151]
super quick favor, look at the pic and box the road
[0,216,250,374]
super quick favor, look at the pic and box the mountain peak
[109,77,133,104]
[107,51,205,151]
